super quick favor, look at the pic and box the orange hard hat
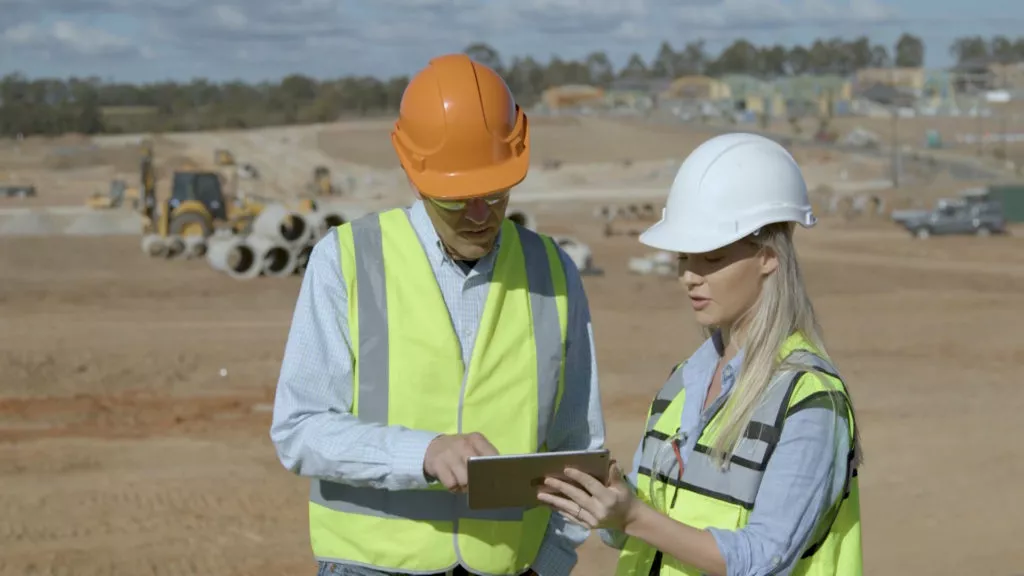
[391,53,529,200]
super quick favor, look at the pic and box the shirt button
[771,555,781,566]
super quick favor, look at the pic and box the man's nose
[464,199,489,224]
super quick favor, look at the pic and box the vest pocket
[670,489,745,532]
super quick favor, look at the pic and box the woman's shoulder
[785,366,852,419]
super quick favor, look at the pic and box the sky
[1,0,1022,83]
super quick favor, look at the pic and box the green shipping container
[987,184,1024,222]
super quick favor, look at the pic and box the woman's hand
[536,460,641,531]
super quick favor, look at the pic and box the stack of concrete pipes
[142,205,597,281]
[206,203,365,280]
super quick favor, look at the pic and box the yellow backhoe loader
[145,169,265,238]
[139,144,264,238]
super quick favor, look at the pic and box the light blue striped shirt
[601,334,850,576]
[270,199,606,576]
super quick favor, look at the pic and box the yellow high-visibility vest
[616,334,863,576]
[309,207,569,575]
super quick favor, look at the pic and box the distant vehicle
[897,198,1007,239]
[0,185,36,198]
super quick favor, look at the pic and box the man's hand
[423,432,499,493]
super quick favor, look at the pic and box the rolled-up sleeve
[269,230,440,491]
[531,247,608,576]
[598,437,643,550]
[708,399,851,576]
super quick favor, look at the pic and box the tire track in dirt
[0,391,273,442]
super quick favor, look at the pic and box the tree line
[2,34,1023,138]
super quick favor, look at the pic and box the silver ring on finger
[574,503,582,519]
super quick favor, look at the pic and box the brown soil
[2,210,1023,575]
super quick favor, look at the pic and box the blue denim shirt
[601,334,850,576]
[270,200,607,576]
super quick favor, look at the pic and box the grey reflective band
[352,211,389,424]
[313,212,566,520]
[639,349,849,510]
[643,363,687,439]
[311,483,525,522]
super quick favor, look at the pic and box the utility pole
[887,62,902,188]
[892,105,901,188]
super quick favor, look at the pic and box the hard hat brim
[638,217,753,255]
[640,209,817,254]
[397,142,530,201]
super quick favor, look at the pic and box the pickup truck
[895,198,1006,238]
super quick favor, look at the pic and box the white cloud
[2,19,137,57]
[212,5,248,31]
[0,0,914,79]
[51,21,134,56]
[670,0,895,30]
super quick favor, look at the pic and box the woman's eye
[704,257,722,263]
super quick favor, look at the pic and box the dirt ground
[2,204,1024,575]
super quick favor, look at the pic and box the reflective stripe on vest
[309,208,568,575]
[637,350,843,509]
[616,345,862,576]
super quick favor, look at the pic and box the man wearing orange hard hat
[271,53,606,576]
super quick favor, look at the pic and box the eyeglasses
[647,430,687,513]
[428,190,509,211]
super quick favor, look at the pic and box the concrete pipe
[311,205,368,239]
[164,235,186,260]
[316,211,345,239]
[506,208,537,231]
[184,236,207,259]
[248,236,295,277]
[292,244,313,276]
[551,235,597,275]
[207,236,261,280]
[253,203,309,247]
[141,234,167,258]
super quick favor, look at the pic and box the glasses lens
[430,198,465,211]
[430,190,507,210]
[485,191,509,205]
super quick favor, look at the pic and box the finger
[608,460,623,485]
[608,461,630,489]
[563,513,593,529]
[452,460,469,490]
[536,491,580,515]
[436,467,459,491]
[544,476,594,504]
[564,467,608,495]
[469,433,499,457]
[573,506,601,529]
[537,493,600,529]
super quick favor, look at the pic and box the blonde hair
[704,222,863,469]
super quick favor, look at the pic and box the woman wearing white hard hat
[537,133,864,576]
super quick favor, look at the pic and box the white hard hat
[639,133,816,254]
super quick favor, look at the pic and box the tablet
[467,449,611,510]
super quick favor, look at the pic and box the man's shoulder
[511,224,576,269]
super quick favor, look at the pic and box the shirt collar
[683,329,746,396]
[408,199,502,274]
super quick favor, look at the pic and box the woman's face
[678,237,779,328]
